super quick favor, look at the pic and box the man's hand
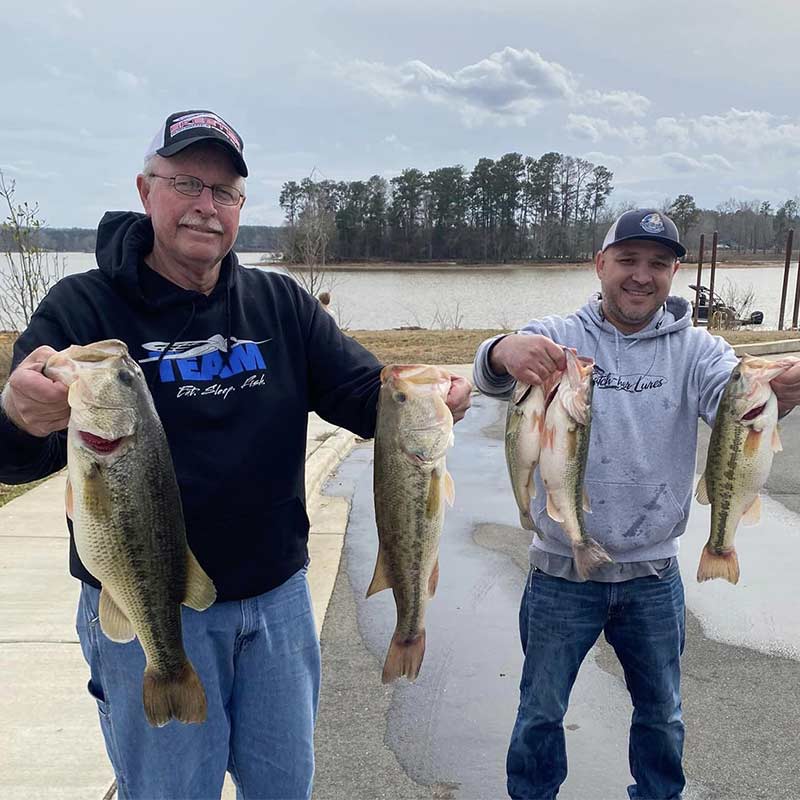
[446,374,472,424]
[489,334,566,386]
[772,359,800,417]
[1,346,70,437]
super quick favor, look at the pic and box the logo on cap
[640,213,665,234]
[169,112,242,153]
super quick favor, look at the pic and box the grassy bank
[3,326,800,508]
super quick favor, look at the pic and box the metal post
[779,229,793,330]
[708,232,718,327]
[792,236,800,330]
[693,234,705,327]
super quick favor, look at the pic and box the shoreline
[258,259,790,272]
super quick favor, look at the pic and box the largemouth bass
[369,364,457,683]
[538,349,612,579]
[695,355,796,584]
[505,374,561,531]
[45,339,216,726]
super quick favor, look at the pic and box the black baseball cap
[144,110,248,177]
[601,209,686,258]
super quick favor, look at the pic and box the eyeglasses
[148,173,245,207]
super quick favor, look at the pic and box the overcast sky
[2,0,799,228]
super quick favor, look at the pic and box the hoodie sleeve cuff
[473,334,516,398]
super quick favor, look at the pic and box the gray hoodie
[474,294,738,565]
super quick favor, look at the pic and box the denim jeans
[76,567,321,800]
[507,564,686,800]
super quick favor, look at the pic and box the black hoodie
[0,211,382,600]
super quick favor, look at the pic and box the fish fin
[582,486,591,513]
[572,538,613,580]
[742,494,762,525]
[366,544,392,597]
[444,470,455,507]
[65,477,74,521]
[744,428,762,457]
[426,472,443,519]
[183,548,217,611]
[142,661,207,727]
[527,469,537,500]
[381,630,426,684]
[695,475,710,505]
[545,493,564,523]
[98,588,135,643]
[427,559,439,598]
[518,509,535,530]
[511,381,532,405]
[772,427,783,453]
[697,544,740,584]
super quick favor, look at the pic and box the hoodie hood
[577,293,692,340]
[95,211,238,310]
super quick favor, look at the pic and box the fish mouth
[78,431,124,454]
[741,403,766,421]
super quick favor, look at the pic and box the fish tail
[697,544,740,584]
[142,660,207,727]
[381,629,426,684]
[572,537,613,579]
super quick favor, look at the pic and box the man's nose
[193,186,218,215]
[630,265,651,283]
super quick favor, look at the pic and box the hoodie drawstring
[223,282,233,370]
[147,300,198,390]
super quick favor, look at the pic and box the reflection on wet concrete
[314,393,800,800]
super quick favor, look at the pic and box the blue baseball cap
[602,209,686,258]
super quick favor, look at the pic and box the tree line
[0,225,283,254]
[279,152,615,265]
[668,195,800,261]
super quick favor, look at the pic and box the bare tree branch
[0,172,65,331]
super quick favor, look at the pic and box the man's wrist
[0,384,27,433]
[488,336,509,377]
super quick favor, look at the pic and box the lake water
[31,252,800,331]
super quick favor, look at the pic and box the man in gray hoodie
[473,209,800,800]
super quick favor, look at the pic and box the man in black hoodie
[0,109,472,799]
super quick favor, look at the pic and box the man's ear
[136,174,151,213]
[595,249,605,279]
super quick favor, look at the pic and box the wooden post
[779,229,793,330]
[693,233,705,327]
[708,232,718,327]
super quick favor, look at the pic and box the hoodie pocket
[533,480,685,553]
[583,480,685,552]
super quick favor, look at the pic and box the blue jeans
[76,567,321,800]
[507,564,686,800]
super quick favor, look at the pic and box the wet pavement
[314,392,800,800]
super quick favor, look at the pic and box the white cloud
[659,152,707,173]
[582,151,624,167]
[658,109,800,156]
[0,162,60,180]
[336,48,653,128]
[114,70,146,91]
[63,2,83,20]
[337,48,585,126]
[581,89,651,117]
[566,114,647,146]
[700,153,734,171]
[653,116,691,149]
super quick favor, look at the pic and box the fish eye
[117,369,134,386]
[393,391,407,403]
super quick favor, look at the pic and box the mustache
[179,215,224,234]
